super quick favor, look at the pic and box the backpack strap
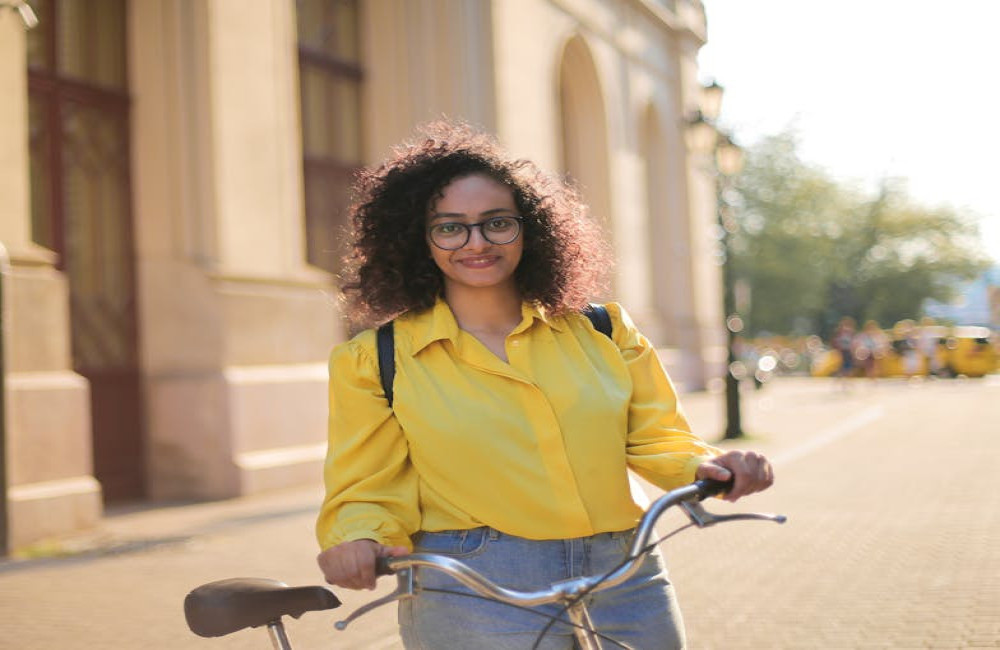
[374,304,613,409]
[376,321,395,408]
[582,303,613,340]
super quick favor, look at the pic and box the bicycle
[184,478,786,649]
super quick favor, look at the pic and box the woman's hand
[316,539,409,590]
[696,450,774,502]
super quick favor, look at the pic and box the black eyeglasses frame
[427,216,524,251]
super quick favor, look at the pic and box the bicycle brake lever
[334,569,417,631]
[680,499,787,528]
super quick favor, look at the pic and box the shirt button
[511,340,520,347]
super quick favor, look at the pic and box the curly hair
[339,120,612,327]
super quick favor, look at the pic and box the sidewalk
[2,375,998,649]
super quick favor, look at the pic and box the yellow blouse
[316,299,720,551]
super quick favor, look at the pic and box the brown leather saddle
[184,577,341,637]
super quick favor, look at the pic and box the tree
[729,131,990,337]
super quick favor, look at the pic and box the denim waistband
[414,526,636,543]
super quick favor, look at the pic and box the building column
[130,0,337,500]
[0,10,102,550]
[675,27,726,390]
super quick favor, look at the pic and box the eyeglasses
[427,216,524,250]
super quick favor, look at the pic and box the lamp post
[687,82,746,439]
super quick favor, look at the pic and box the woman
[316,121,773,648]
[857,320,889,379]
[831,316,857,379]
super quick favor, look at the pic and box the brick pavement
[1,376,998,649]
[670,376,1000,649]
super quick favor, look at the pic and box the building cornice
[623,0,707,44]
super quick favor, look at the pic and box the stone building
[0,0,723,551]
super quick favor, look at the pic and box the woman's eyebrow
[429,208,516,220]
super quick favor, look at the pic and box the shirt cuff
[319,519,414,552]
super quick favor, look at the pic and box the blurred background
[0,0,996,559]
[695,0,999,389]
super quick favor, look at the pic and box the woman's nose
[463,224,490,249]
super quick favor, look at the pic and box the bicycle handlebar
[370,477,767,608]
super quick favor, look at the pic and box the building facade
[0,0,723,551]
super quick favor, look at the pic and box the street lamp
[687,82,746,439]
[701,80,724,123]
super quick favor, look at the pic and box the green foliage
[729,131,991,337]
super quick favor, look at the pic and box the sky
[697,0,1000,264]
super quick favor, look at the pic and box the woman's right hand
[316,539,409,590]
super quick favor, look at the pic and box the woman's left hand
[695,450,774,502]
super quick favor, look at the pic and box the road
[1,376,998,649]
[673,376,1000,649]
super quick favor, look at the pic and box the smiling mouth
[457,256,500,268]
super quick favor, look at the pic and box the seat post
[266,620,292,650]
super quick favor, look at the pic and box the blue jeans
[398,527,686,649]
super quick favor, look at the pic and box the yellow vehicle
[884,325,998,378]
[879,324,944,378]
[809,348,844,377]
[810,324,997,378]
[942,326,997,377]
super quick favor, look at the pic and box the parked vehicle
[810,323,997,378]
[942,326,997,377]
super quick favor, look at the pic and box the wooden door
[27,0,144,501]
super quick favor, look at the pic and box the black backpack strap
[376,321,395,408]
[582,303,613,339]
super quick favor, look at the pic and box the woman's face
[427,174,524,294]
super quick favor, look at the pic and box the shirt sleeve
[606,303,722,491]
[315,331,420,551]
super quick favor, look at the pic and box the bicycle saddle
[184,577,341,637]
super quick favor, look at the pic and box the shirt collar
[513,301,565,335]
[405,297,461,356]
[404,297,564,356]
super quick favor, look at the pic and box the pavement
[2,374,999,649]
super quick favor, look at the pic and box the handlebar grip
[374,556,397,576]
[694,477,734,499]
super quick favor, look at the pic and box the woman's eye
[437,223,462,235]
[487,218,513,231]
